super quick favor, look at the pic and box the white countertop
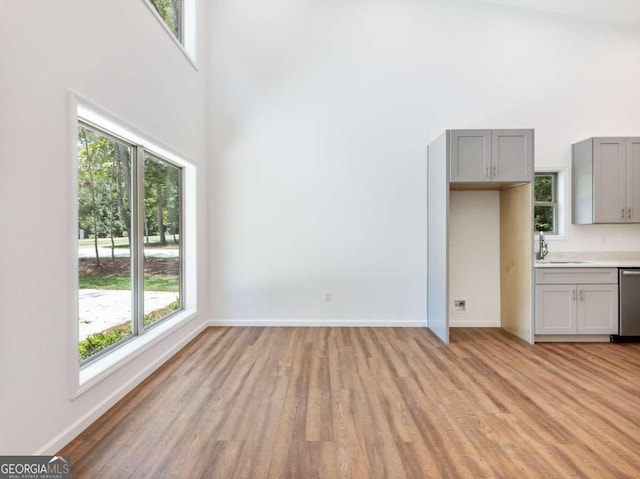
[535,260,640,268]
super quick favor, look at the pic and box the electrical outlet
[324,291,332,302]
[453,299,466,313]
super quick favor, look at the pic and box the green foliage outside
[534,175,555,233]
[79,275,179,292]
[78,126,132,266]
[144,299,180,327]
[78,125,182,362]
[144,154,181,247]
[534,175,553,202]
[78,299,180,361]
[79,325,130,361]
[77,126,181,265]
[150,0,182,40]
[534,206,554,232]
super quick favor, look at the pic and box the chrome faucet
[537,231,549,261]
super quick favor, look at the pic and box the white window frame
[142,0,197,69]
[69,93,198,397]
[534,166,568,242]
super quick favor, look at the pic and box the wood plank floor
[61,327,640,478]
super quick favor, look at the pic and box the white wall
[3,0,640,456]
[449,191,501,326]
[207,0,640,324]
[0,0,208,454]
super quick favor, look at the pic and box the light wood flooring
[61,327,640,478]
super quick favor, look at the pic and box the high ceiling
[479,0,640,29]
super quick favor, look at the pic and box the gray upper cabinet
[450,129,533,183]
[450,130,491,182]
[492,130,534,182]
[573,137,640,224]
[627,138,640,223]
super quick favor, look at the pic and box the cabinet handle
[485,166,490,178]
[572,290,576,301]
[629,208,632,219]
[622,208,626,219]
[493,165,497,177]
[579,289,584,301]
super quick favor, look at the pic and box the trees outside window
[149,0,183,43]
[534,173,558,234]
[77,122,182,363]
[143,153,182,330]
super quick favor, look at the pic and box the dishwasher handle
[622,271,640,276]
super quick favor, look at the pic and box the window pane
[534,175,554,202]
[77,126,133,361]
[143,154,182,329]
[534,205,555,233]
[150,0,182,41]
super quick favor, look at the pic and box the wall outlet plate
[453,300,466,313]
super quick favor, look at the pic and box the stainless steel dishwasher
[616,268,640,340]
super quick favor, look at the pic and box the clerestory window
[143,0,196,66]
[148,0,183,44]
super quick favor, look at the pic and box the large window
[534,172,558,234]
[77,122,183,364]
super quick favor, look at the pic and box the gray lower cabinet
[450,129,533,183]
[535,268,619,335]
[535,284,576,334]
[573,137,640,224]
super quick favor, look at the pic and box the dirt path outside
[79,257,179,277]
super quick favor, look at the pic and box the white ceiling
[478,0,640,29]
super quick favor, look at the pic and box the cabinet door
[491,130,533,182]
[626,138,640,223]
[577,284,619,334]
[593,138,626,223]
[535,284,576,334]
[450,130,492,182]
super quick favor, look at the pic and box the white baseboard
[449,320,500,327]
[206,319,427,328]
[35,321,209,456]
